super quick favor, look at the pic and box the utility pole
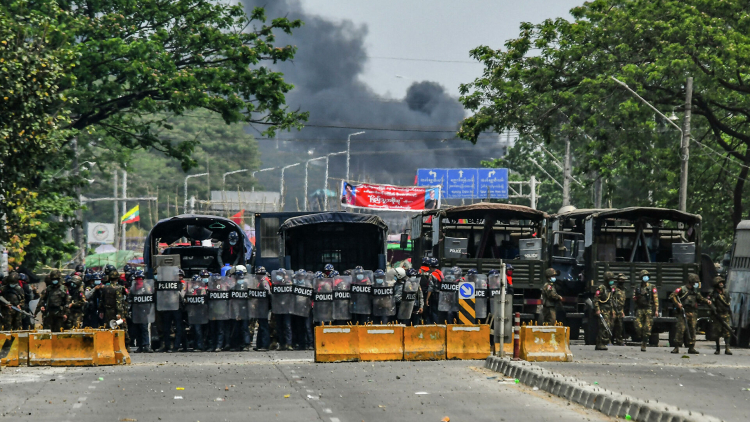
[594,177,603,208]
[529,175,537,210]
[113,171,118,247]
[346,131,365,181]
[680,77,693,212]
[562,136,571,207]
[280,163,300,211]
[121,170,127,251]
[72,138,84,262]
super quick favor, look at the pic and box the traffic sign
[477,168,508,199]
[459,281,475,299]
[417,168,508,199]
[458,280,476,325]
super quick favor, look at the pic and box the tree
[459,0,750,251]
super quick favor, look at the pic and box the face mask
[229,240,237,246]
[693,283,699,289]
[202,278,209,284]
[52,280,59,285]
[608,281,614,286]
[642,276,649,282]
[70,283,77,289]
[154,275,158,281]
[550,277,556,283]
[375,278,384,284]
[276,275,283,281]
[10,283,18,288]
[356,274,364,281]
[94,280,101,286]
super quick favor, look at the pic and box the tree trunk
[732,162,749,228]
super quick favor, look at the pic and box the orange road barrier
[112,330,131,365]
[0,332,20,367]
[357,324,404,361]
[446,324,491,360]
[20,330,132,367]
[403,325,446,361]
[93,330,117,366]
[315,325,359,362]
[28,332,53,366]
[518,325,573,362]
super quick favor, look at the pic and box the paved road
[0,351,611,422]
[538,340,750,422]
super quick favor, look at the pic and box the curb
[484,356,725,422]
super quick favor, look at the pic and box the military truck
[726,220,750,347]
[265,211,388,272]
[410,202,549,318]
[578,207,712,345]
[253,212,318,271]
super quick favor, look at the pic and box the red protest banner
[341,181,441,211]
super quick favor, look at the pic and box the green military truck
[726,220,750,348]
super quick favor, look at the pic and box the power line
[366,55,481,64]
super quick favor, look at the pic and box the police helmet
[178,268,185,277]
[429,258,439,268]
[354,265,363,271]
[104,264,116,275]
[406,268,419,277]
[123,264,133,274]
[132,270,145,279]
[466,269,478,276]
[330,270,340,277]
[488,269,500,276]
[324,264,335,272]
[394,268,406,279]
[75,264,85,273]
[18,273,28,282]
[505,264,514,272]
[192,275,201,282]
[199,269,211,278]
[343,269,352,276]
[64,275,72,284]
[450,266,462,277]
[227,231,239,245]
[373,269,385,278]
[314,271,325,279]
[255,266,267,275]
[421,257,430,266]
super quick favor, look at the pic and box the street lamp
[279,163,300,210]
[325,151,347,211]
[250,166,280,192]
[346,131,365,181]
[305,156,326,211]
[610,76,690,211]
[184,172,209,213]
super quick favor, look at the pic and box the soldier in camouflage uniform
[65,275,86,330]
[540,268,562,325]
[593,280,614,350]
[1,272,26,331]
[633,269,659,352]
[670,273,710,354]
[611,274,627,346]
[100,272,125,329]
[109,271,130,343]
[709,276,732,355]
[35,270,70,332]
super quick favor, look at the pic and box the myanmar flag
[121,205,140,224]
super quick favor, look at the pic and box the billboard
[417,168,508,199]
[87,222,116,244]
[341,181,441,211]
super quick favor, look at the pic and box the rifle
[707,301,738,341]
[598,312,614,339]
[676,296,692,342]
[0,296,35,318]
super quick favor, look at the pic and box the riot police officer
[230,266,251,351]
[396,268,423,326]
[185,273,209,351]
[372,269,396,324]
[437,266,461,324]
[291,270,313,350]
[313,271,334,326]
[271,268,294,351]
[130,271,155,353]
[332,270,352,325]
[351,267,373,325]
[250,266,272,351]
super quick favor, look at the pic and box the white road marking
[306,389,314,393]
[330,418,340,422]
[323,408,332,413]
[87,386,96,389]
[78,397,87,402]
[72,403,82,409]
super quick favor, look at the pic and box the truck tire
[649,331,660,346]
[569,319,581,340]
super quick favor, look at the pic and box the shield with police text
[438,267,460,312]
[131,279,155,324]
[332,276,352,321]
[292,272,314,317]
[248,275,270,319]
[471,274,488,320]
[185,278,208,325]
[230,275,250,320]
[488,273,505,316]
[397,276,420,320]
[313,278,333,323]
[207,276,234,320]
[372,277,396,317]
[351,270,373,315]
[270,270,294,315]
[155,266,181,311]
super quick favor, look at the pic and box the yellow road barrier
[446,324,491,360]
[6,330,132,367]
[403,325,446,361]
[357,324,404,361]
[112,330,131,365]
[519,325,573,362]
[0,332,20,367]
[315,325,359,362]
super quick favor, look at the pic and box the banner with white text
[341,181,441,211]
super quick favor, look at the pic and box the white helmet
[234,265,247,274]
[394,267,406,280]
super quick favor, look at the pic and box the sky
[297,0,582,98]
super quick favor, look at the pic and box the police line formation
[1,257,734,356]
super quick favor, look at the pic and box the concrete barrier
[403,325,446,361]
[5,330,130,367]
[357,325,404,361]
[314,326,359,362]
[0,332,20,367]
[519,325,573,362]
[112,330,131,365]
[446,324,491,360]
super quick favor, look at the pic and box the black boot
[725,339,732,355]
[714,340,720,355]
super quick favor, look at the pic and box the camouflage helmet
[617,273,628,283]
[50,269,62,280]
[712,276,725,288]
[687,273,700,283]
[604,271,615,281]
[544,268,559,278]
[638,270,650,278]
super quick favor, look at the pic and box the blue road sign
[417,168,509,199]
[446,168,477,199]
[459,281,475,299]
[416,168,447,193]
[477,168,509,199]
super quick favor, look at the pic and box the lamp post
[184,172,209,213]
[346,131,365,181]
[305,156,326,211]
[250,166,280,192]
[324,151,347,211]
[279,163,300,210]
[611,76,691,212]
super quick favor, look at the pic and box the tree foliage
[459,0,750,253]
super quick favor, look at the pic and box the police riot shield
[488,273,504,316]
[270,270,294,315]
[332,276,352,321]
[313,278,334,323]
[397,276,420,320]
[438,267,460,312]
[351,270,373,315]
[208,276,234,320]
[292,272,314,317]
[248,275,270,319]
[185,279,208,325]
[131,279,156,324]
[472,274,489,320]
[372,274,396,317]
[155,266,181,311]
[230,275,250,320]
